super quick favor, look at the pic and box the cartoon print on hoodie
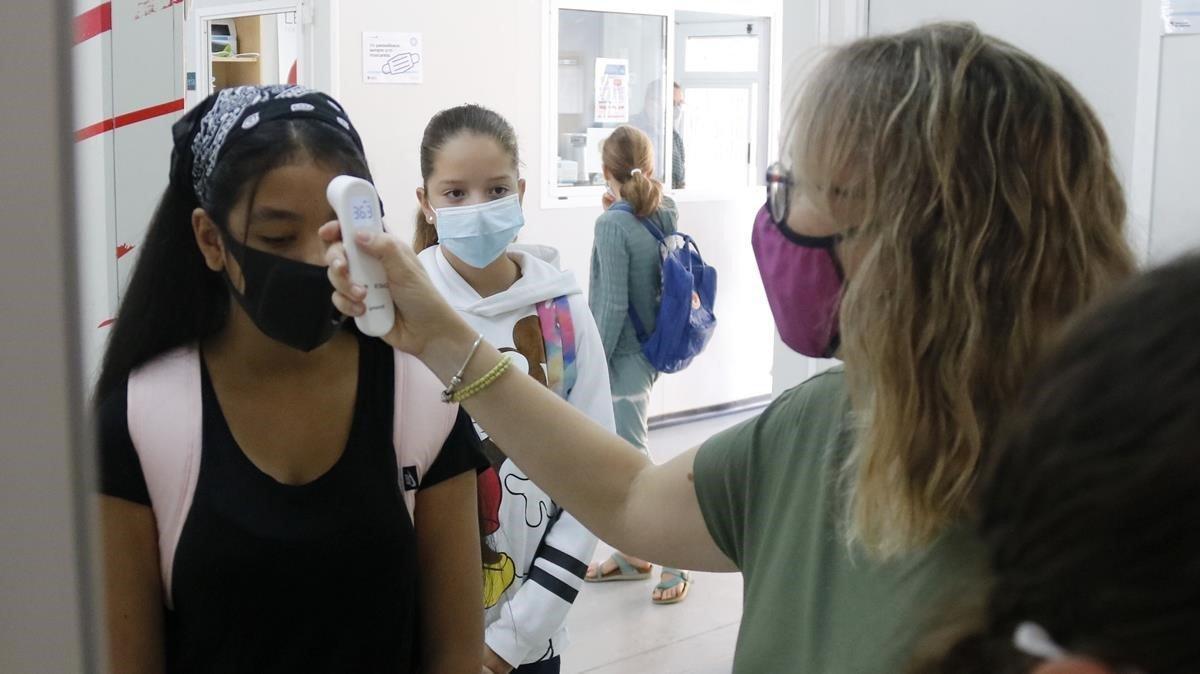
[483,315,549,608]
[418,243,616,668]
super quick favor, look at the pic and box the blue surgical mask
[435,194,525,268]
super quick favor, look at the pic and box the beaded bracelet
[450,354,514,404]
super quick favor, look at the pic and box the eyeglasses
[766,163,864,244]
[765,162,792,226]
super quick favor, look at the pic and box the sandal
[584,553,653,582]
[652,568,691,605]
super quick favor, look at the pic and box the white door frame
[189,0,341,105]
[674,17,772,198]
[192,0,304,100]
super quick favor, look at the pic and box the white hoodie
[418,243,615,668]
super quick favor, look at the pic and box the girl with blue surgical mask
[411,104,616,674]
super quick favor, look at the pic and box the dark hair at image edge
[911,253,1200,673]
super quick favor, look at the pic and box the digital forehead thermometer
[327,176,395,337]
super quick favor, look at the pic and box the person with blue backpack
[582,125,715,604]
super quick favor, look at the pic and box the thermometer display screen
[350,196,375,223]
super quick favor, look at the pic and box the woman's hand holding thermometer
[326,176,395,336]
[320,208,477,368]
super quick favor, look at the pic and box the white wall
[770,0,845,395]
[868,0,1146,250]
[277,10,299,81]
[336,0,781,415]
[74,0,184,384]
[771,0,1156,394]
[1148,33,1200,261]
[868,0,1142,193]
[74,0,118,386]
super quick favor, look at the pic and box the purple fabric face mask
[751,203,843,358]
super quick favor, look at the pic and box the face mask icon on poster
[382,52,422,75]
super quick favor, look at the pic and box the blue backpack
[610,202,717,373]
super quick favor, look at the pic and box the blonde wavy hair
[790,23,1135,557]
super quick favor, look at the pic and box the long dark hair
[412,104,519,251]
[913,253,1200,673]
[94,106,371,401]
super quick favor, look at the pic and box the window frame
[674,17,773,198]
[541,0,783,209]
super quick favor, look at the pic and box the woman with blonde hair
[324,22,1135,672]
[583,125,691,604]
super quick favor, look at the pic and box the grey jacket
[588,196,679,359]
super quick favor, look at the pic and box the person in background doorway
[585,124,690,604]
[323,23,1135,672]
[411,103,616,674]
[95,85,485,673]
[912,253,1200,674]
[630,82,686,189]
[671,82,686,189]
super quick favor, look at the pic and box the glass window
[684,35,760,73]
[680,86,755,186]
[556,10,667,189]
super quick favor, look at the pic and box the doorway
[194,1,303,97]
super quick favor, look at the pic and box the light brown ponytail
[602,125,663,218]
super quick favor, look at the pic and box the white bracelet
[441,333,485,403]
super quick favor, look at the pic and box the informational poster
[363,32,423,84]
[594,58,629,123]
[1163,0,1200,33]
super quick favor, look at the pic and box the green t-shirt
[694,367,988,673]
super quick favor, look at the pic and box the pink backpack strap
[393,350,460,519]
[126,346,202,610]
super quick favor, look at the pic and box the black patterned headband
[178,84,365,204]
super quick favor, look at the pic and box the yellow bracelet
[450,355,514,403]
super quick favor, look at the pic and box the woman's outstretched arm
[322,224,736,572]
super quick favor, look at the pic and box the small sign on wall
[1163,0,1200,33]
[363,32,424,84]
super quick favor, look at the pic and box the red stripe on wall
[75,119,115,142]
[74,3,112,45]
[113,98,185,130]
[74,98,185,143]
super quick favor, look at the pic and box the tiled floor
[561,410,761,674]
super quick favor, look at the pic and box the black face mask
[222,235,344,352]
